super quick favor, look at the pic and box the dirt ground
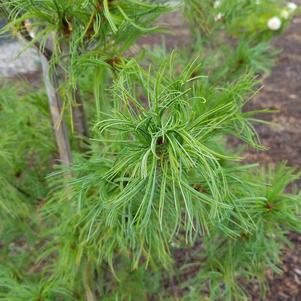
[139,5,301,301]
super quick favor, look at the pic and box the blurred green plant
[182,0,299,81]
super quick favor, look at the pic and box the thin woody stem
[20,20,89,156]
[20,21,52,60]
[60,40,90,153]
[41,55,72,166]
[72,85,90,153]
[19,21,72,166]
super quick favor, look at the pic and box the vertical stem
[41,55,72,166]
[60,41,89,153]
[83,261,96,301]
[72,85,90,153]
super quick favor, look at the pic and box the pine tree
[0,1,300,300]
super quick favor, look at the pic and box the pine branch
[19,20,53,61]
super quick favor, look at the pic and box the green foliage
[0,81,58,301]
[182,0,298,82]
[184,0,296,40]
[0,81,54,200]
[182,163,301,301]
[0,81,55,250]
[0,0,169,97]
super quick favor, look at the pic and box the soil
[138,5,301,301]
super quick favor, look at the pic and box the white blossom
[287,2,298,11]
[267,17,282,30]
[215,13,223,21]
[214,0,221,8]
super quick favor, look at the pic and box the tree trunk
[41,56,72,166]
